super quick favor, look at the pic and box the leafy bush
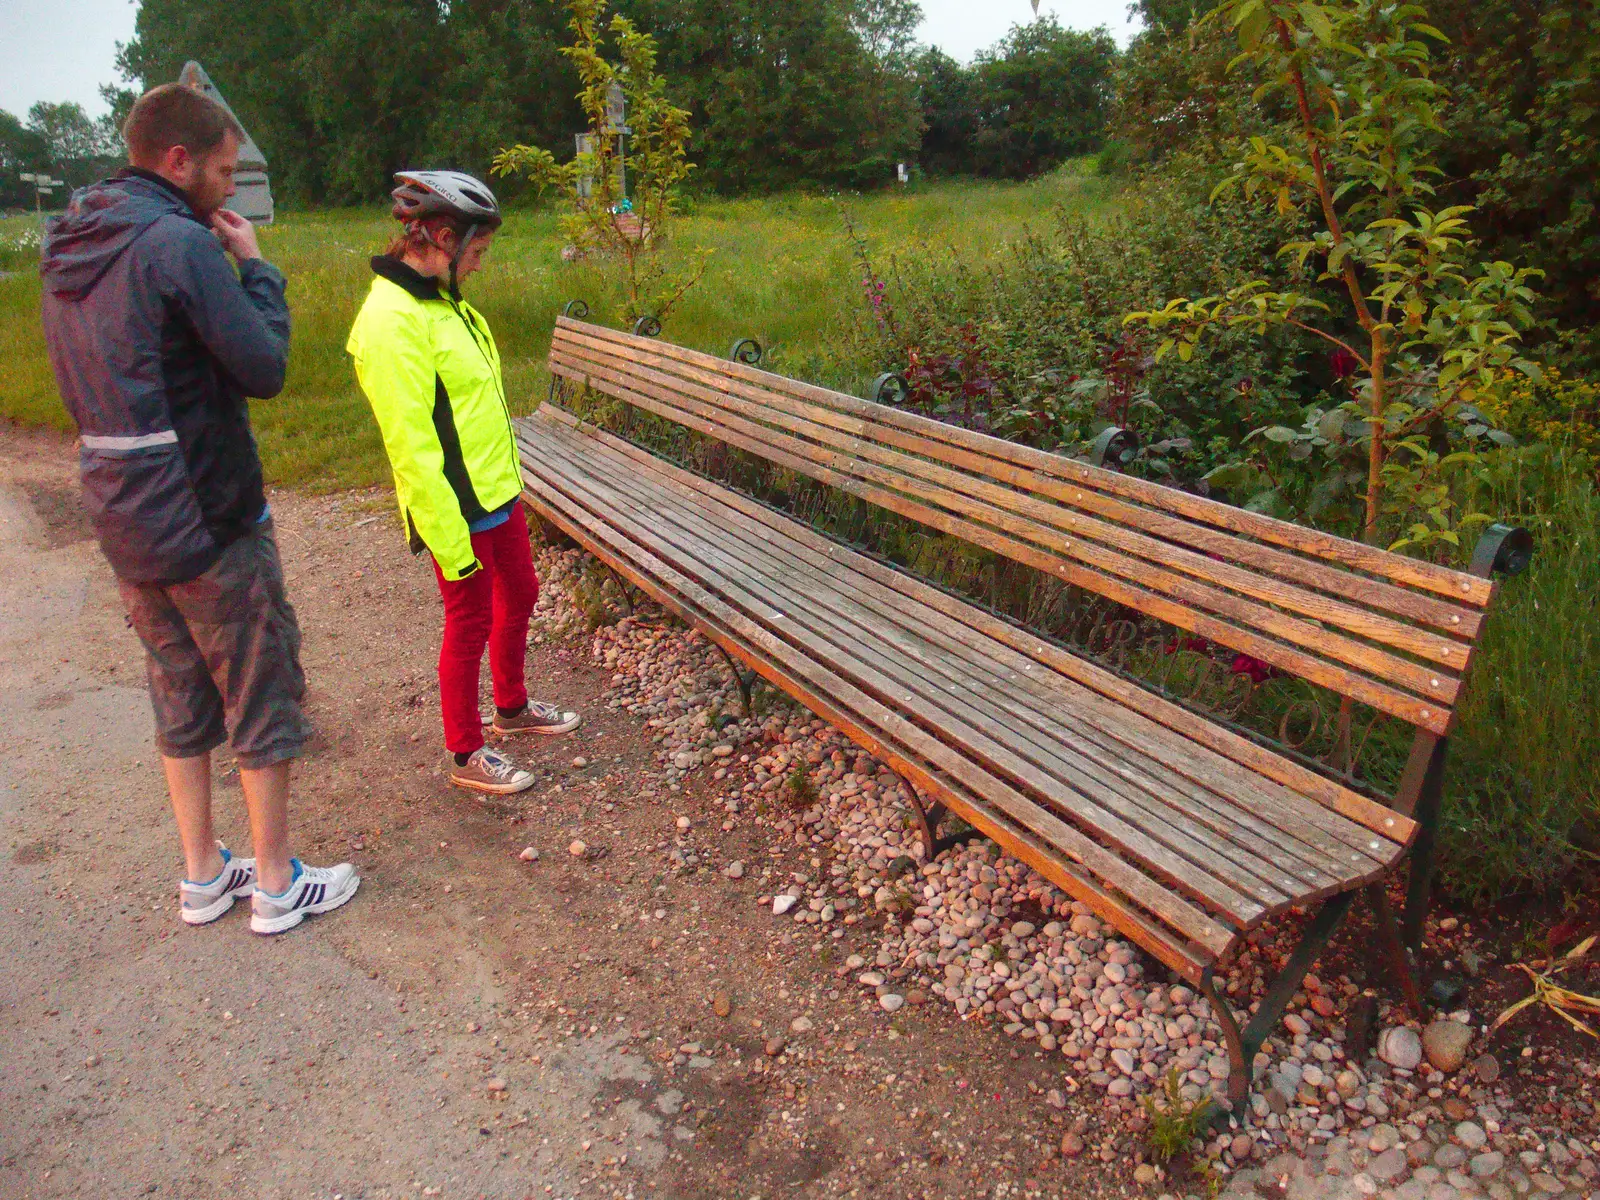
[842,163,1317,480]
[1478,367,1600,465]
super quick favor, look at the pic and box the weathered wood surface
[549,319,1494,738]
[515,402,1424,978]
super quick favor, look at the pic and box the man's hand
[211,209,261,263]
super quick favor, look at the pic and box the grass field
[0,166,1115,490]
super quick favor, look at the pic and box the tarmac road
[0,440,642,1200]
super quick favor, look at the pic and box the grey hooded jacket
[40,168,289,583]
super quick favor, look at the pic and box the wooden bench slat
[557,318,1497,608]
[555,325,1484,641]
[534,405,1416,849]
[543,413,1402,876]
[554,342,1473,683]
[540,416,1392,894]
[518,432,1239,964]
[550,352,1457,735]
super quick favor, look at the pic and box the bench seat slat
[517,425,1239,965]
[550,351,1457,735]
[532,428,1283,924]
[537,417,1394,894]
[540,413,1405,874]
[554,328,1484,647]
[556,318,1497,609]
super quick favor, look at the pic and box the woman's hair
[385,216,490,259]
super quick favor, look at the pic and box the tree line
[0,103,122,209]
[3,0,1122,209]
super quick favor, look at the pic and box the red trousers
[432,504,539,754]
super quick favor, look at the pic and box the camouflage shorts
[118,518,309,768]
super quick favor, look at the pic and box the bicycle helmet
[390,170,502,230]
[391,170,502,293]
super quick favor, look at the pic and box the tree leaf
[1299,3,1334,44]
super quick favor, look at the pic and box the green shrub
[843,162,1317,480]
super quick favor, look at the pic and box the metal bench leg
[1400,746,1447,956]
[708,640,757,717]
[1365,884,1425,1017]
[1199,892,1358,1112]
[900,780,981,860]
[1196,972,1250,1111]
[600,562,636,615]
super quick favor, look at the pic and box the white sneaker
[180,844,256,926]
[447,746,535,794]
[250,858,360,935]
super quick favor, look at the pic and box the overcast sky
[0,0,1142,120]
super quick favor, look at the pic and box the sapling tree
[492,0,707,323]
[1125,0,1543,554]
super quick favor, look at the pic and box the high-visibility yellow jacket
[347,256,524,580]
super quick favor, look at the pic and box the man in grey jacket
[40,83,358,935]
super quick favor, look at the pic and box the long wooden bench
[517,311,1532,1106]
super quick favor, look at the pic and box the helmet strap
[448,222,480,297]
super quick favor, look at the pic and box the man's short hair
[123,84,243,167]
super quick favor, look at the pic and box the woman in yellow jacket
[347,170,579,794]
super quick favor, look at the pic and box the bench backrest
[548,317,1502,744]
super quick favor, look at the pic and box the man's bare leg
[163,752,225,883]
[240,761,293,895]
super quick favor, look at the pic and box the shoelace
[478,751,521,779]
[529,702,562,721]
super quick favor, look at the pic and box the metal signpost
[18,172,66,225]
[604,81,630,201]
[177,61,274,223]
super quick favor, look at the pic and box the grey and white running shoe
[447,746,536,794]
[180,844,256,926]
[491,701,582,736]
[250,858,360,935]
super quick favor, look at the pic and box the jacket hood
[40,169,200,301]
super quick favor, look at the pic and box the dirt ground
[0,425,1140,1200]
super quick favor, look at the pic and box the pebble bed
[531,546,1600,1200]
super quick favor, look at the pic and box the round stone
[1469,1152,1505,1179]
[1011,921,1036,938]
[1455,1123,1487,1151]
[772,894,798,915]
[1435,1145,1468,1170]
[1378,1026,1423,1071]
[879,993,905,1013]
[1472,1054,1500,1084]
[1423,1020,1474,1072]
[1370,1148,1411,1184]
[568,839,588,857]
